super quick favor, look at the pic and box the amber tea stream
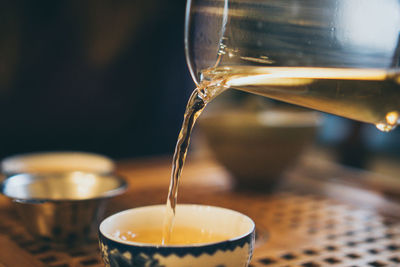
[162,81,226,244]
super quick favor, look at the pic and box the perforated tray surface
[0,206,103,267]
[246,194,400,267]
[0,192,399,267]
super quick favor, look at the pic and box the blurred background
[0,0,192,159]
[1,0,400,178]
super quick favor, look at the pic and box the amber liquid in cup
[113,226,230,245]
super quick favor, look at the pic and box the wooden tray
[0,156,399,267]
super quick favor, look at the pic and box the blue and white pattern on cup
[99,230,254,267]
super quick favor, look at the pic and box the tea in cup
[99,204,255,267]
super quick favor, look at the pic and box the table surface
[0,153,400,267]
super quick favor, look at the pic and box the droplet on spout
[386,111,399,125]
[375,111,399,132]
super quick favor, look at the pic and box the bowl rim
[99,204,255,248]
[0,171,127,203]
[1,151,115,176]
[199,109,322,128]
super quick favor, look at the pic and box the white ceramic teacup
[99,204,255,267]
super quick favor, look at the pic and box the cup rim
[99,204,255,248]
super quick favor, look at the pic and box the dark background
[1,0,400,169]
[0,0,193,159]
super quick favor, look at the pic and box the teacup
[99,204,255,267]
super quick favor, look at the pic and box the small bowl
[199,108,321,190]
[1,171,126,243]
[99,204,255,267]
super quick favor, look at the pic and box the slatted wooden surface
[0,156,399,267]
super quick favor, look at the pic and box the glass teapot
[185,0,400,131]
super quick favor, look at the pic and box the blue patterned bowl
[99,204,255,267]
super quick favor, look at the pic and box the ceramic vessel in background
[99,204,255,267]
[199,108,321,190]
